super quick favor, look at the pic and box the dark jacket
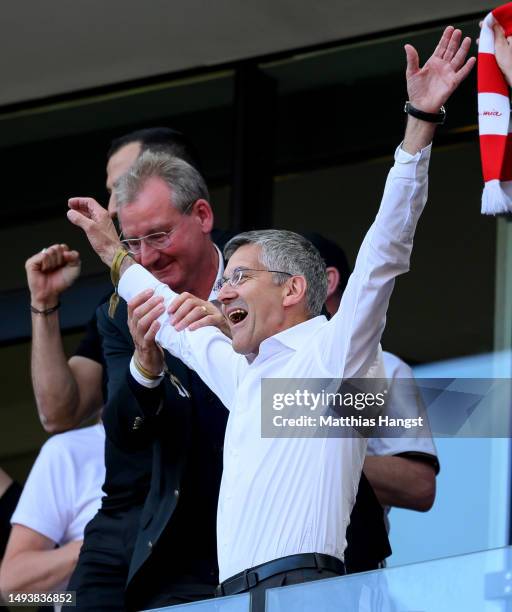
[97,299,228,599]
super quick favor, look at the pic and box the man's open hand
[405,26,476,113]
[67,197,121,267]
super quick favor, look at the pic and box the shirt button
[148,540,153,549]
[174,489,180,499]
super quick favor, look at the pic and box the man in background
[24,128,226,611]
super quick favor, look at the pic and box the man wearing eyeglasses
[24,128,231,612]
[68,27,474,609]
[77,153,232,612]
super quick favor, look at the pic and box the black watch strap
[404,101,446,124]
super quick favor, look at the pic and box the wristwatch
[404,101,446,125]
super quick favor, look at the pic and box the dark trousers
[68,506,142,611]
[246,567,341,612]
[69,505,217,612]
[130,579,216,611]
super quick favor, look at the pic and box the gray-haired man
[67,27,474,609]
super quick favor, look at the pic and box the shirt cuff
[394,142,432,177]
[129,356,164,389]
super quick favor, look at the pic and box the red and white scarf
[478,3,512,214]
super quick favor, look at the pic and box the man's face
[118,176,212,292]
[106,141,141,218]
[218,244,289,355]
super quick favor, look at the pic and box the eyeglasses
[214,268,292,293]
[120,201,195,255]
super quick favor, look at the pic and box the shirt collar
[256,315,328,357]
[208,244,225,301]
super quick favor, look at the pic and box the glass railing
[145,547,512,611]
[266,546,512,612]
[146,592,250,611]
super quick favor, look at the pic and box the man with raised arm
[25,128,212,611]
[67,27,474,609]
[25,128,200,434]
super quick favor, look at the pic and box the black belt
[216,552,345,596]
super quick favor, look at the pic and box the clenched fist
[25,244,81,309]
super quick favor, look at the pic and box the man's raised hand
[67,197,121,267]
[405,26,476,113]
[25,244,81,310]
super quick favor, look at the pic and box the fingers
[128,292,165,361]
[127,289,157,314]
[128,292,165,332]
[67,197,109,232]
[443,28,462,62]
[454,55,477,85]
[170,295,207,329]
[187,313,223,332]
[493,23,508,50]
[168,292,193,315]
[404,44,419,77]
[433,26,455,58]
[67,208,93,231]
[62,250,81,265]
[30,244,77,273]
[143,319,161,345]
[167,293,216,331]
[68,197,104,221]
[450,36,472,71]
[41,245,65,272]
[136,300,165,332]
[173,305,212,332]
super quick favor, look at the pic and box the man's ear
[191,199,214,234]
[326,266,340,299]
[282,276,307,309]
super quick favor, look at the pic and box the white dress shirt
[119,143,431,581]
[129,243,224,387]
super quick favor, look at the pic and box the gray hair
[224,230,327,316]
[113,150,209,212]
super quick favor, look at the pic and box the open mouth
[227,309,248,325]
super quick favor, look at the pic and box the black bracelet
[404,101,446,125]
[30,302,61,315]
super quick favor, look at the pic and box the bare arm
[363,456,436,511]
[26,245,103,432]
[0,525,81,594]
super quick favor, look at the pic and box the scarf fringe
[481,179,512,215]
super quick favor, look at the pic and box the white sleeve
[118,264,242,408]
[10,439,74,545]
[318,144,431,379]
[367,352,438,458]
